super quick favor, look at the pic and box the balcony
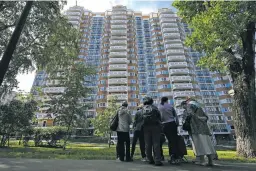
[163,33,180,39]
[111,30,127,36]
[161,23,178,28]
[169,69,190,75]
[111,35,127,40]
[110,45,126,51]
[108,78,127,85]
[108,71,127,77]
[165,39,182,44]
[172,83,193,90]
[173,91,195,98]
[109,58,128,64]
[160,18,177,23]
[160,14,177,18]
[165,44,183,50]
[43,87,65,94]
[109,52,127,57]
[170,76,192,82]
[168,62,188,68]
[166,49,184,55]
[110,40,127,45]
[108,86,128,92]
[109,64,127,70]
[167,55,186,62]
[107,94,128,100]
[111,25,127,29]
[112,15,127,20]
[111,20,127,24]
[162,28,179,33]
[112,11,127,15]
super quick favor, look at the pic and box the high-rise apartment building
[31,5,234,139]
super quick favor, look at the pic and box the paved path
[0,158,256,171]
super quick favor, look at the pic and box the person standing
[158,97,180,164]
[116,101,132,162]
[186,98,216,166]
[142,96,163,166]
[131,104,146,161]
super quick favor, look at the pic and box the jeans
[144,125,161,163]
[131,130,146,158]
[163,121,179,159]
[117,131,131,161]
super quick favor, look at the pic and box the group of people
[114,96,216,167]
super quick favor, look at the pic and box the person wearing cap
[186,98,216,166]
[130,104,146,161]
[116,101,133,162]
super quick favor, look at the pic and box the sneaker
[149,161,155,165]
[141,157,147,162]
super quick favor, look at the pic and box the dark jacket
[133,109,144,131]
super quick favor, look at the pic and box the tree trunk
[0,1,33,86]
[230,22,256,158]
[109,133,111,148]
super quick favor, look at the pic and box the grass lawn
[0,141,255,163]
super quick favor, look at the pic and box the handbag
[110,112,119,131]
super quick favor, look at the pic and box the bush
[33,127,67,147]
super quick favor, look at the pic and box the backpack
[110,111,119,131]
[142,105,159,125]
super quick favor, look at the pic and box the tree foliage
[92,96,119,137]
[0,1,69,95]
[173,0,256,158]
[0,99,37,147]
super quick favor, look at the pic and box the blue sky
[17,0,176,92]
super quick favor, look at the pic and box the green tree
[0,99,37,147]
[92,96,119,139]
[0,1,67,95]
[173,1,256,157]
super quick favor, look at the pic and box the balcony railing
[172,83,193,90]
[165,43,183,49]
[108,78,127,84]
[109,64,127,70]
[111,20,127,24]
[108,86,128,92]
[107,94,128,100]
[109,58,128,64]
[167,55,186,62]
[112,11,127,15]
[110,40,127,45]
[109,52,127,57]
[170,76,192,82]
[173,91,195,98]
[169,69,190,75]
[111,15,127,20]
[160,18,177,23]
[164,39,182,44]
[161,23,178,28]
[111,30,127,36]
[168,62,188,68]
[43,87,65,94]
[163,33,180,39]
[111,25,127,29]
[110,35,127,40]
[108,71,127,77]
[162,28,179,33]
[166,49,184,55]
[110,45,126,51]
[159,14,177,18]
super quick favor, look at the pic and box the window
[230,125,235,130]
[130,79,137,84]
[100,87,106,91]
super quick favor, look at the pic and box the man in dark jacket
[131,104,146,161]
[142,96,163,166]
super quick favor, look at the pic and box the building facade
[31,5,234,138]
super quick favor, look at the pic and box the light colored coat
[116,106,132,132]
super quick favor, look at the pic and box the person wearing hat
[116,101,133,162]
[130,104,146,161]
